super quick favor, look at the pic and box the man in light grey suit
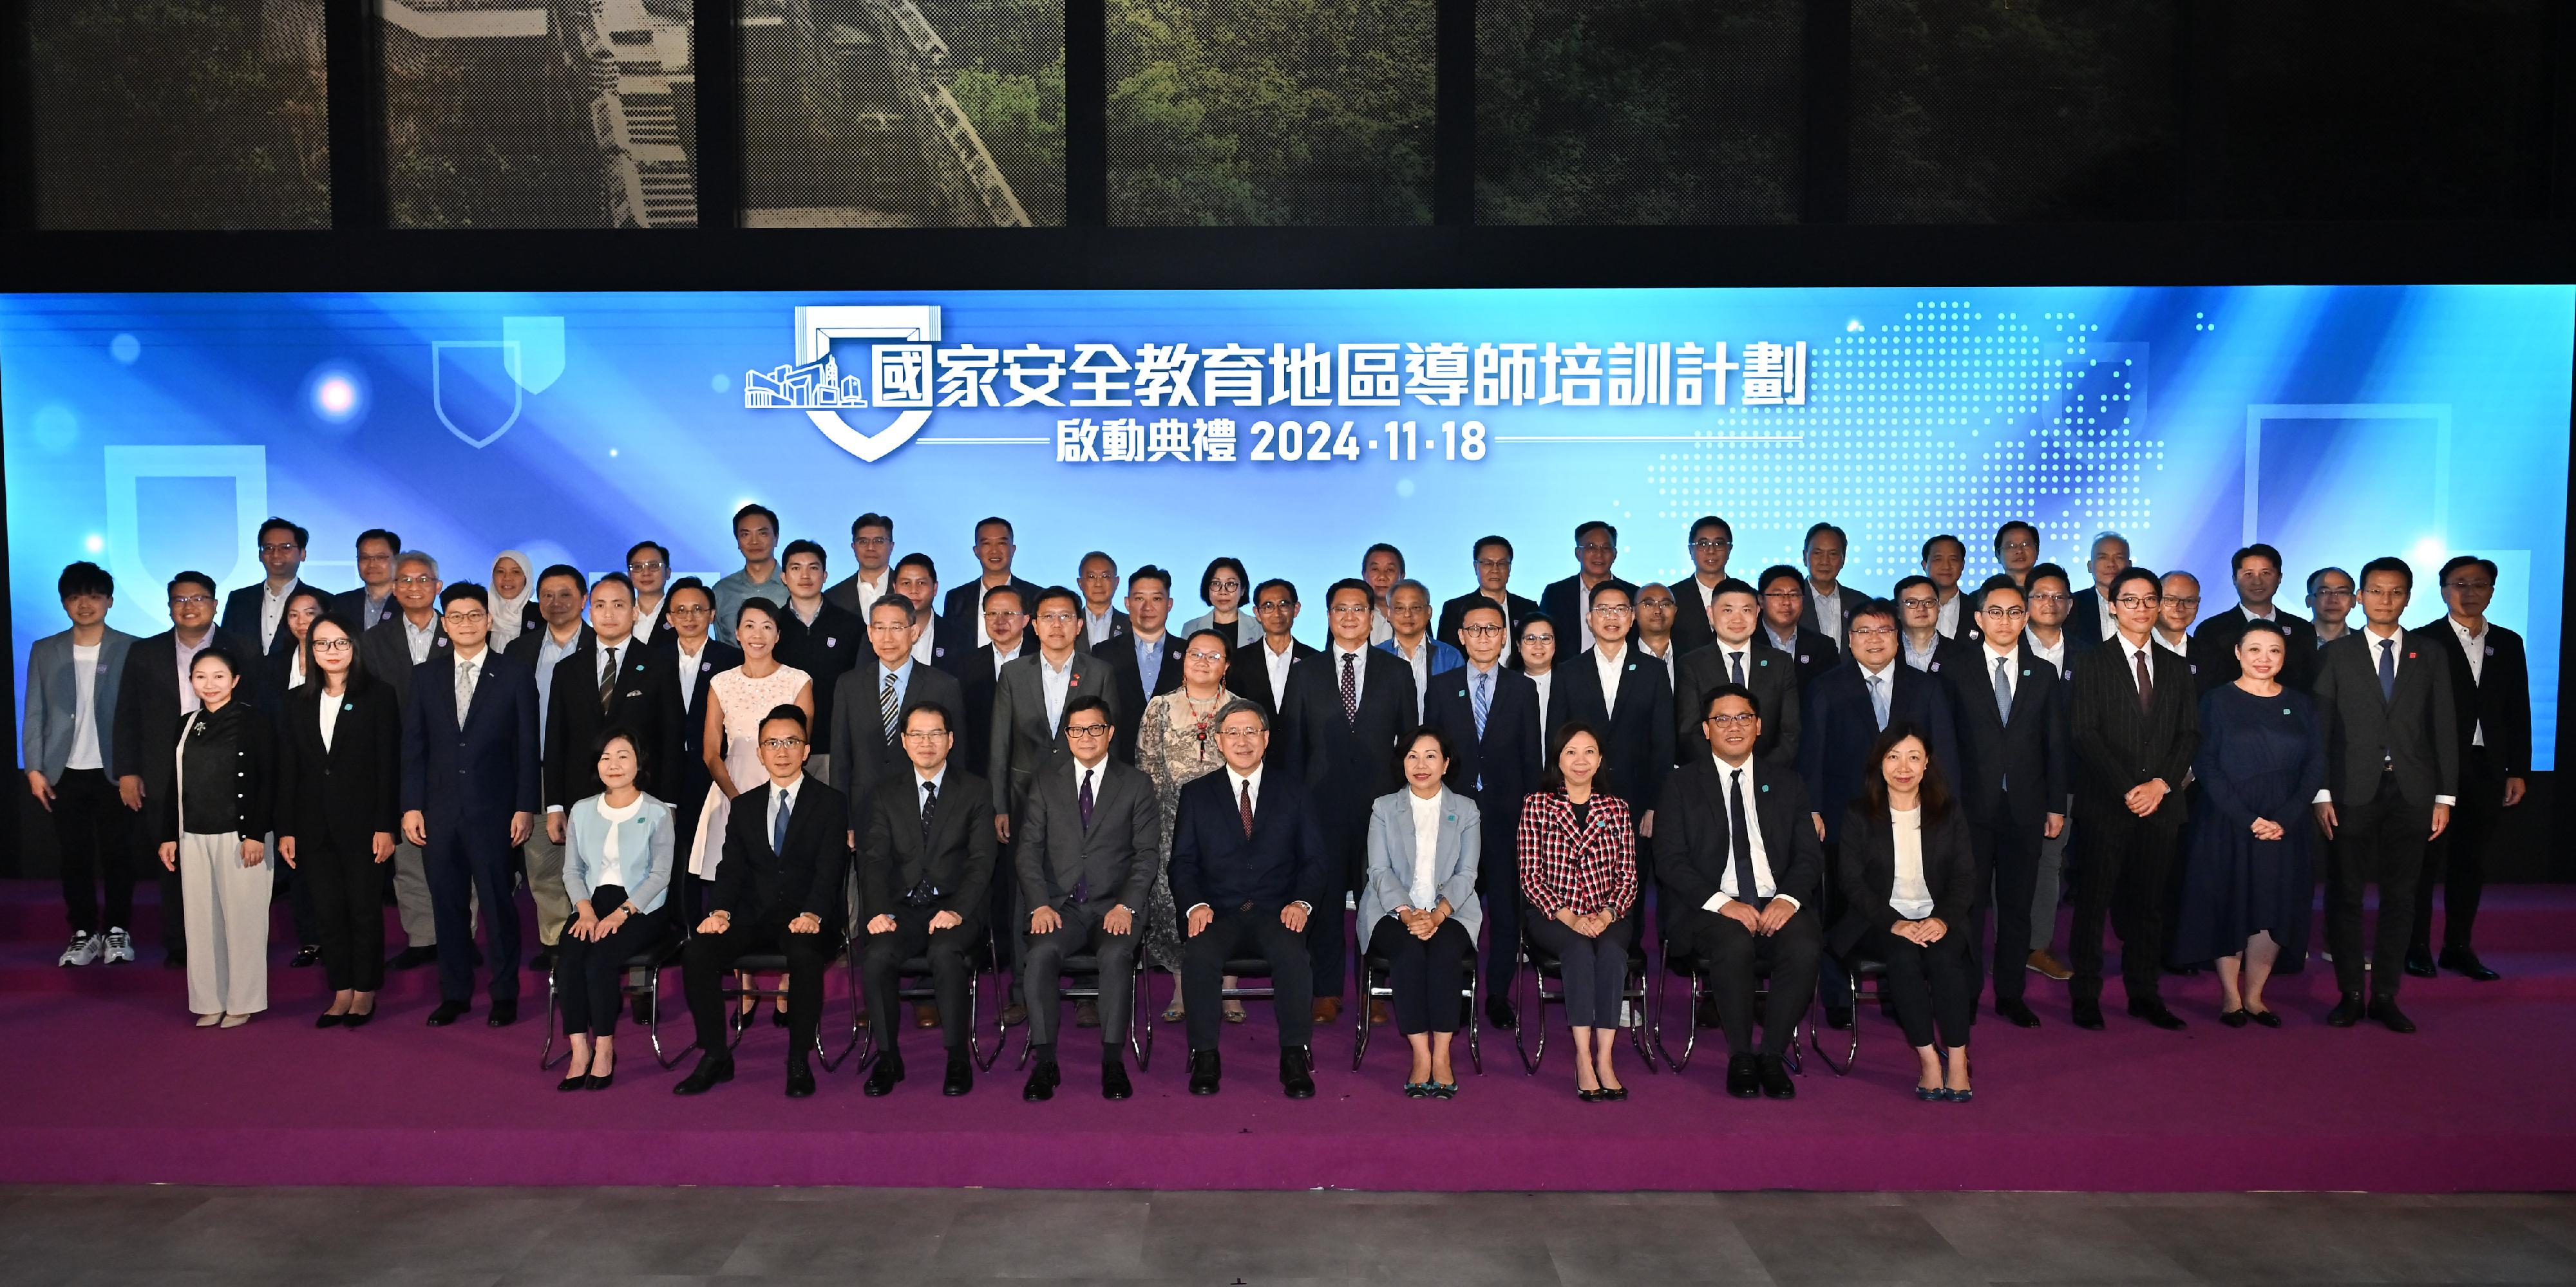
[989,585,1119,1022]
[1015,694,1158,1101]
[23,561,139,966]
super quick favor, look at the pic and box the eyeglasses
[2362,586,2408,599]
[357,553,393,566]
[1849,625,1897,637]
[1217,725,1265,738]
[1327,603,1372,615]
[1184,650,1227,664]
[759,737,807,750]
[1701,713,1758,728]
[1998,540,2037,554]
[1591,604,1633,617]
[1576,542,1616,554]
[1760,589,1801,601]
[1207,579,1245,595]
[444,610,489,625]
[1390,602,1428,615]
[900,729,951,742]
[1255,598,1295,612]
[985,609,1028,622]
[1036,612,1080,626]
[627,560,667,572]
[1065,722,1112,738]
[1459,624,1504,637]
[2166,596,2202,609]
[311,639,354,653]
[1981,606,2027,620]
[1689,538,1733,550]
[258,541,300,554]
[2445,580,2494,592]
[867,621,909,633]
[395,574,437,587]
[1897,597,1937,610]
[1635,598,1675,611]
[852,535,892,548]
[2027,592,2070,605]
[1519,633,1555,646]
[667,604,710,617]
[2113,596,2161,610]
[169,594,214,606]
[1473,558,1511,570]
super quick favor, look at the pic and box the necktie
[455,660,476,729]
[920,779,937,843]
[2378,637,2397,702]
[1472,669,1491,738]
[1867,672,1888,729]
[2134,648,2155,715]
[880,672,899,747]
[1728,650,1746,686]
[599,646,618,712]
[1239,779,1256,837]
[1074,769,1095,903]
[1340,651,1358,727]
[1727,768,1759,905]
[1992,654,2013,724]
[772,788,791,854]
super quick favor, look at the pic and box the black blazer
[1770,626,1840,691]
[857,767,994,925]
[2065,587,2107,650]
[360,612,452,726]
[1421,663,1543,831]
[221,578,326,660]
[112,628,264,796]
[936,576,1041,669]
[162,701,274,841]
[1673,637,1801,764]
[955,643,1010,775]
[543,638,687,810]
[1539,574,1637,644]
[274,675,404,852]
[672,638,743,821]
[1654,755,1825,914]
[1797,659,1961,845]
[2192,605,2317,693]
[1168,766,1333,916]
[1828,801,1977,958]
[1796,583,1871,654]
[1667,576,1727,657]
[826,660,965,810]
[2312,628,2460,807]
[501,623,594,688]
[717,776,853,929]
[1555,646,1675,813]
[1277,644,1418,843]
[1013,755,1159,915]
[1229,638,1318,719]
[1938,641,2069,832]
[774,601,865,749]
[2067,636,2200,832]
[1094,630,1189,764]
[400,649,541,831]
[2429,620,2532,776]
[1435,590,1540,653]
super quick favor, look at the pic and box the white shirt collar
[1226,763,1264,801]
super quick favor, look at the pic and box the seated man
[1656,684,1826,1102]
[1171,699,1332,1098]
[858,700,998,1097]
[674,704,850,1099]
[1017,695,1159,1102]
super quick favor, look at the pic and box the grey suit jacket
[2313,626,2459,807]
[1358,786,1483,941]
[1013,754,1160,916]
[22,627,137,781]
[989,650,1115,815]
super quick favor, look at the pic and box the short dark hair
[1586,579,1634,608]
[1689,514,1733,543]
[1921,534,1966,562]
[57,561,113,599]
[1127,565,1173,596]
[733,503,780,535]
[2306,566,2353,596]
[781,538,828,570]
[2239,617,2290,644]
[1892,574,1935,601]
[758,704,809,737]
[591,570,638,603]
[2360,556,2414,590]
[899,699,955,735]
[2231,543,2284,575]
[258,516,309,550]
[1032,585,1083,617]
[1363,542,1406,574]
[869,595,919,626]
[1976,578,2025,607]
[1756,565,1802,595]
[1803,522,1847,550]
[441,582,491,610]
[896,551,938,581]
[1993,520,2039,554]
[1185,626,1236,655]
[625,539,669,566]
[1696,681,1759,723]
[974,515,1015,541]
[852,512,894,540]
[1540,720,1606,795]
[2438,554,2497,586]
[593,723,649,778]
[1459,599,1507,626]
[1575,520,1618,545]
[354,528,402,556]
[1252,576,1297,606]
[2108,566,2162,599]
[1859,721,1952,825]
[2026,561,2072,594]
[1079,550,1116,574]
[1850,597,1899,630]
[1473,534,1514,561]
[538,563,589,596]
[981,583,1027,613]
[1063,693,1113,726]
[1400,725,1455,776]
[735,596,784,633]
[1325,576,1376,610]
[191,638,247,680]
[1199,556,1249,605]
[1709,577,1759,604]
[168,570,217,599]
[665,576,713,608]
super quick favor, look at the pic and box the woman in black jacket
[157,641,274,1028]
[1830,721,1978,1102]
[274,615,404,1028]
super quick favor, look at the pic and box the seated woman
[554,728,678,1091]
[1829,722,1976,1102]
[1360,728,1482,1098]
[1517,722,1636,1102]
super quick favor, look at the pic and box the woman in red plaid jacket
[1518,720,1640,1102]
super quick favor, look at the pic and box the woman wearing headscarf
[488,550,540,652]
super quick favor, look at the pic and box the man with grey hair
[362,550,456,968]
[1375,578,1461,723]
[2067,531,2131,644]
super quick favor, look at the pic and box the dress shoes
[1996,997,2041,1029]
[1756,1054,1795,1100]
[1188,1048,1222,1095]
[2403,947,2439,979]
[1074,998,1101,1028]
[314,1011,345,1029]
[2219,1008,2250,1028]
[864,1053,905,1096]
[2369,997,2416,1034]
[341,1008,374,1029]
[2026,948,2072,981]
[387,945,435,970]
[2440,948,2501,982]
[586,1070,613,1091]
[164,948,186,970]
[1824,1004,1855,1031]
[1725,1053,1760,1099]
[1311,997,1342,1025]
[2325,991,2366,1028]
[2070,999,2106,1030]
[529,946,555,972]
[1023,1058,1061,1102]
[672,1055,734,1095]
[2248,1008,2283,1029]
[2126,999,2187,1031]
[558,1071,590,1092]
[1370,999,1393,1027]
[786,1057,817,1098]
[290,944,321,968]
[1101,1057,1132,1100]
[1486,996,1517,1031]
[425,1000,470,1027]
[943,1053,974,1096]
[1280,1046,1316,1099]
[1000,1003,1028,1029]
[486,999,518,1028]
[1694,995,1724,1031]
[913,1003,940,1029]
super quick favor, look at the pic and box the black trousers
[1674,903,1819,1057]
[1023,901,1137,1048]
[426,825,518,1004]
[1526,914,1634,1031]
[556,887,666,1037]
[989,835,1027,1002]
[2327,774,2430,1000]
[862,907,980,1054]
[49,769,133,936]
[1367,914,1473,1035]
[1184,907,1312,1051]
[686,919,836,1058]
[1472,800,1524,995]
[2070,809,2178,1006]
[1968,803,2042,1004]
[300,830,388,993]
[1304,819,1365,999]
[2415,749,2505,954]
[1864,926,1974,1050]
[1815,840,1853,1008]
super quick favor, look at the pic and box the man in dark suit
[1659,684,1826,1100]
[935,516,1041,666]
[853,700,995,1097]
[221,516,327,662]
[1172,699,1333,1097]
[1754,564,1839,692]
[399,584,540,1028]
[1964,520,2043,620]
[333,529,403,634]
[827,596,965,836]
[1942,583,2069,1028]
[2314,558,2459,1033]
[1075,550,1131,649]
[773,540,865,780]
[823,512,897,621]
[2066,568,2198,1031]
[539,574,687,953]
[1667,514,1737,656]
[952,585,1028,777]
[1094,566,1186,764]
[113,570,260,967]
[989,586,1117,1021]
[2019,563,2090,982]
[1797,522,1869,655]
[1421,600,1544,1028]
[1673,578,1799,766]
[1922,535,1973,641]
[1276,578,1417,1022]
[2192,543,2316,692]
[2063,531,2132,649]
[1435,534,1540,652]
[674,705,853,1098]
[1539,520,1627,653]
[1015,695,1158,1101]
[1557,580,1675,848]
[1895,574,1975,677]
[1232,578,1316,719]
[2410,556,2530,981]
[358,551,459,966]
[657,578,739,918]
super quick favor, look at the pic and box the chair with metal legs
[852,923,1000,1074]
[1351,938,1482,1073]
[1010,949,1156,1071]
[539,920,692,1070]
[1511,932,1655,1075]
[1649,935,1806,1075]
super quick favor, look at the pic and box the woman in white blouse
[553,728,677,1091]
[1359,729,1482,1098]
[1828,722,1978,1102]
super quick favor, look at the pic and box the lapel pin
[826,637,837,648]
[2283,707,2293,715]
[1759,784,1770,793]
[2486,645,2496,656]
[343,701,355,711]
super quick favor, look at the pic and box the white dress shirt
[174,632,212,714]
[1980,642,2022,705]
[317,685,344,752]
[990,639,1023,676]
[770,771,807,848]
[1262,639,1297,706]
[676,640,706,711]
[2449,616,2487,746]
[1888,806,1933,920]
[1389,637,1434,721]
[1084,606,1119,649]
[2315,624,2457,806]
[1593,642,1627,711]
[259,581,293,652]
[1329,643,1370,709]
[634,598,663,643]
[911,612,938,666]
[1809,583,1844,641]
[1405,789,1441,910]
[1528,668,1554,715]
[2154,629,2191,660]
[596,793,643,888]
[1935,592,1964,638]
[1638,638,1676,690]
[2022,628,2067,672]
[1703,755,1798,912]
[1036,650,1075,732]
[404,612,442,666]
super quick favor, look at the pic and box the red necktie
[2134,648,2155,715]
[1239,780,1255,837]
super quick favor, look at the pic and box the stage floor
[3,881,2572,1192]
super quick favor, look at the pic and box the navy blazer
[670,638,743,820]
[1539,574,1639,646]
[1435,589,1540,653]
[1421,662,1544,834]
[401,648,541,832]
[1276,644,1418,846]
[1797,659,1961,845]
[1169,766,1333,917]
[936,576,1041,672]
[1228,638,1318,719]
[1555,646,1674,813]
[113,627,264,797]
[1940,641,2069,832]
[2429,619,2532,777]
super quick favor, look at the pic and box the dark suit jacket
[2429,620,2532,776]
[936,576,1042,668]
[1094,630,1189,764]
[1435,590,1540,653]
[857,767,994,925]
[1828,800,1977,957]
[1014,755,1159,915]
[2192,605,2316,692]
[1796,583,1871,653]
[501,624,594,682]
[826,659,965,811]
[2066,587,2107,650]
[671,638,743,825]
[1797,659,1961,845]
[1667,576,1730,657]
[822,570,893,619]
[222,578,327,659]
[359,612,451,726]
[274,675,403,851]
[111,628,265,798]
[1169,766,1333,916]
[774,601,864,751]
[1655,755,1825,914]
[1939,641,2068,832]
[1767,626,1840,691]
[954,644,1014,774]
[1555,645,1674,812]
[1277,644,1419,851]
[989,650,1116,816]
[2067,636,2199,833]
[717,776,853,930]
[2312,628,2460,807]
[1421,663,1544,836]
[1673,638,1801,764]
[542,638,687,810]
[330,587,396,634]
[1229,638,1318,719]
[400,648,540,832]
[1539,574,1638,645]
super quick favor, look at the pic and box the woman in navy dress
[2172,619,2325,1027]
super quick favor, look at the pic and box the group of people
[19,507,2529,1105]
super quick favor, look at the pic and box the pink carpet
[2,879,2571,1191]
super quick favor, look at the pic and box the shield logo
[793,305,940,463]
[431,339,524,448]
[102,445,265,635]
[502,316,566,393]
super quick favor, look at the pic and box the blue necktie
[772,790,791,854]
[1868,672,1888,730]
[1728,650,1746,686]
[1472,669,1491,738]
[2378,637,2397,703]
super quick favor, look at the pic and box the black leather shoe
[585,1071,612,1091]
[387,945,435,970]
[557,1072,589,1092]
[1694,995,1724,1031]
[2248,1008,2283,1028]
[2326,992,2366,1027]
[2220,1008,2250,1028]
[1074,999,1101,1029]
[1725,1053,1759,1099]
[2070,999,2105,1030]
[671,1055,734,1095]
[2369,997,2416,1034]
[1756,1054,1795,1100]
[341,1009,373,1029]
[1824,1004,1855,1031]
[2440,949,2501,982]
[1486,997,1517,1031]
[864,1053,904,1096]
[290,944,321,968]
[529,946,555,972]
[2403,948,2438,979]
[1102,1057,1132,1100]
[786,1057,816,1098]
[1280,1047,1316,1099]
[1996,997,2041,1029]
[314,1011,345,1029]
[1188,1049,1221,1095]
[425,1000,469,1027]
[2126,999,2187,1031]
[1023,1059,1060,1102]
[943,1054,974,1096]
[486,999,517,1028]
[771,1007,789,1029]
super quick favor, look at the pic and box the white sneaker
[102,928,135,964]
[58,932,101,966]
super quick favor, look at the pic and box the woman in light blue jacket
[1361,728,1482,1098]
[553,726,677,1091]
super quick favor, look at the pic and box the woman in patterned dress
[1135,628,1248,1022]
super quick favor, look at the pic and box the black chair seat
[1524,941,1649,975]
[1222,956,1276,978]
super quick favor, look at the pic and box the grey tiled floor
[3,1186,2573,1285]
